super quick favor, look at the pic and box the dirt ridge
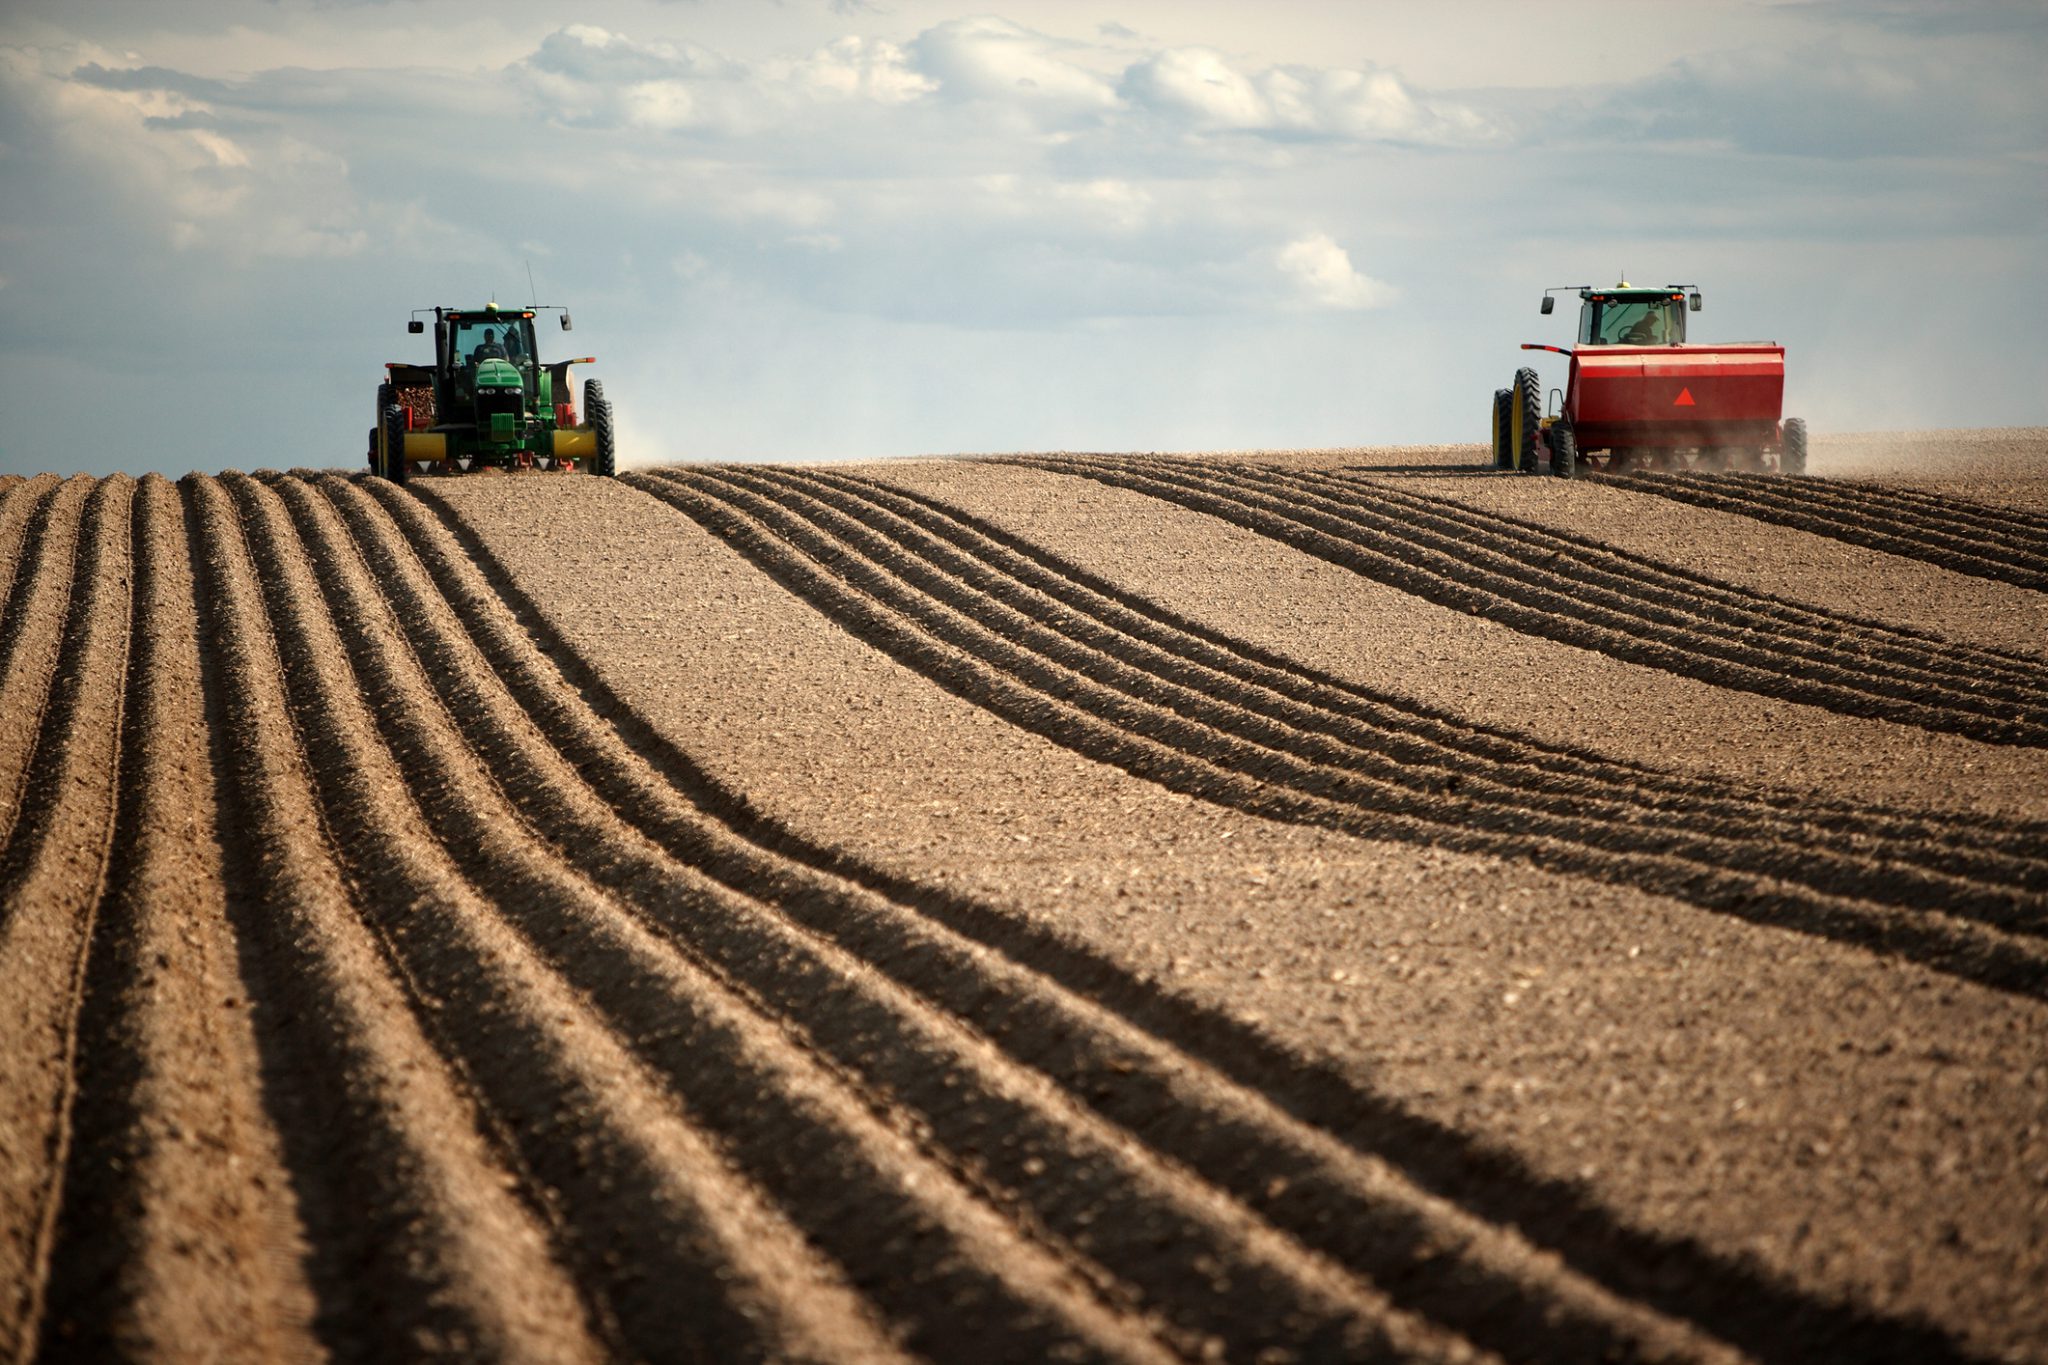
[0,476,134,1362]
[3,457,2038,1363]
[375,471,1766,1362]
[791,464,2048,878]
[1597,472,2048,590]
[1015,457,2048,746]
[631,466,2047,1006]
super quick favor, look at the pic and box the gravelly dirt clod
[1,430,2044,1364]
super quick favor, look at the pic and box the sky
[1,0,2043,477]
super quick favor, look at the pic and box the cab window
[1581,299,1682,345]
[451,318,536,373]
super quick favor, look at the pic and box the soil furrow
[760,464,2048,899]
[1759,476,2048,551]
[310,474,1550,1364]
[821,466,2047,863]
[1706,473,2048,555]
[1301,466,2045,692]
[0,476,133,1363]
[421,469,1996,1365]
[1841,481,2048,540]
[668,465,2047,941]
[184,474,601,1363]
[0,479,92,854]
[379,476,1730,1365]
[633,466,2048,1004]
[257,470,1163,1365]
[236,473,937,1365]
[1598,472,2048,590]
[1168,459,2047,711]
[33,475,321,1362]
[1019,456,2048,746]
[0,475,59,635]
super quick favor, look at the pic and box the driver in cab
[470,328,509,364]
[1621,308,1668,345]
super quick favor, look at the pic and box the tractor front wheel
[380,403,409,485]
[1550,419,1578,479]
[1491,388,1511,469]
[1512,367,1541,474]
[585,379,616,478]
[1782,417,1808,475]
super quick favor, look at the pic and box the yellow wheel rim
[1509,384,1526,470]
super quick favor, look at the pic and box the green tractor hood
[475,357,522,389]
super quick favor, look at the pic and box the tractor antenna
[525,259,538,309]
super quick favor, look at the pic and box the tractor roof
[1582,286,1688,300]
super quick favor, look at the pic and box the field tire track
[1597,472,2048,591]
[32,474,321,1363]
[1019,456,2048,747]
[184,474,603,1363]
[0,477,133,1364]
[763,465,2048,903]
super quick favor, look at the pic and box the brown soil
[1,433,2044,1363]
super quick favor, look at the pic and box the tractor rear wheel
[1491,389,1511,469]
[380,403,409,485]
[374,382,395,475]
[1512,367,1541,473]
[1782,417,1808,475]
[1550,419,1578,479]
[586,379,616,478]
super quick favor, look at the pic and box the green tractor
[369,301,615,483]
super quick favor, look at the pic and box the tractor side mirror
[1540,296,1554,315]
[560,312,573,331]
[407,320,424,334]
[1688,292,1702,312]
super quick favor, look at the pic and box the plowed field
[2,429,2044,1363]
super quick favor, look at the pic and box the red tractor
[1491,281,1805,479]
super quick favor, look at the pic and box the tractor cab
[439,305,539,409]
[1543,282,1703,347]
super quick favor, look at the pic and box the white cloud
[791,35,933,104]
[907,17,1117,117]
[1120,45,1496,145]
[1276,234,1395,310]
[3,43,368,260]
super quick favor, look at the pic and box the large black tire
[1512,366,1541,473]
[380,403,409,485]
[585,378,616,478]
[1491,388,1511,469]
[1550,418,1577,479]
[373,382,395,474]
[1782,417,1808,475]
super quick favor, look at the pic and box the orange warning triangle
[1674,387,1696,406]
